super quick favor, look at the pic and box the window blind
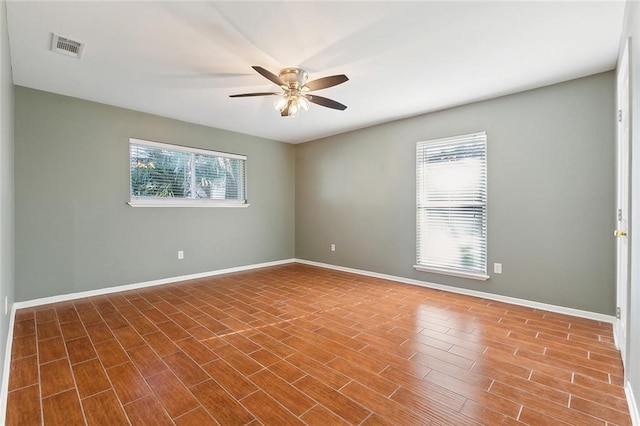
[130,139,246,205]
[416,132,487,278]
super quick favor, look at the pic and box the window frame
[414,132,489,281]
[128,138,249,208]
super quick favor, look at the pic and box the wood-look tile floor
[6,263,631,425]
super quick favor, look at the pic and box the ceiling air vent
[51,33,84,58]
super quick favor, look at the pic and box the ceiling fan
[229,66,348,118]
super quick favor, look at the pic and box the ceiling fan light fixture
[288,101,300,117]
[273,94,288,111]
[274,92,310,118]
[298,96,310,111]
[231,66,348,117]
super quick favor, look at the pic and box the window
[129,138,247,207]
[415,132,488,280]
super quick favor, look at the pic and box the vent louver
[51,33,84,58]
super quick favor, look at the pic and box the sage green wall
[0,0,15,411]
[15,87,295,302]
[296,72,615,315]
[619,0,640,415]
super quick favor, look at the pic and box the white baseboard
[14,258,296,309]
[294,259,616,324]
[627,382,640,426]
[614,320,620,350]
[0,303,16,425]
[14,257,614,324]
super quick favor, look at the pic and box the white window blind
[129,139,247,207]
[415,132,488,280]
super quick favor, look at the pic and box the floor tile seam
[297,402,322,421]
[346,370,451,418]
[294,378,372,425]
[476,366,574,404]
[526,336,619,357]
[104,357,145,379]
[326,355,398,392]
[171,405,212,425]
[73,307,140,424]
[515,404,524,421]
[367,383,461,426]
[568,392,634,416]
[162,355,210,389]
[570,375,627,400]
[7,374,40,395]
[147,361,223,422]
[587,351,625,363]
[34,317,46,425]
[238,380,310,420]
[422,379,522,417]
[487,378,620,424]
[482,348,607,382]
[408,346,477,370]
[488,319,581,342]
[72,356,116,400]
[568,332,617,345]
[39,385,81,401]
[153,318,196,343]
[188,379,256,424]
[513,349,622,380]
[538,351,625,375]
[358,412,376,425]
[119,391,161,415]
[8,346,37,362]
[461,398,523,425]
[281,330,367,367]
[566,330,614,341]
[567,398,632,424]
[566,320,613,330]
[530,375,630,407]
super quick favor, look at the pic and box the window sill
[413,265,489,281]
[128,200,250,208]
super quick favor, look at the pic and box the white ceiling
[6,1,626,144]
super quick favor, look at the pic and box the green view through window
[129,138,247,207]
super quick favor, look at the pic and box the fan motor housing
[279,68,308,88]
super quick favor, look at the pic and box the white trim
[9,254,616,328]
[128,200,250,208]
[413,265,489,281]
[130,138,247,160]
[0,304,16,425]
[295,259,615,324]
[626,381,640,426]
[417,131,487,146]
[13,259,295,309]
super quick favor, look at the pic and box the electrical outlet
[494,263,502,274]
[331,244,336,252]
[178,250,184,260]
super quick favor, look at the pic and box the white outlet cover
[494,263,502,274]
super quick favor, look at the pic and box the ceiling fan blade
[307,95,347,111]
[304,74,349,91]
[229,92,279,98]
[252,66,286,86]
